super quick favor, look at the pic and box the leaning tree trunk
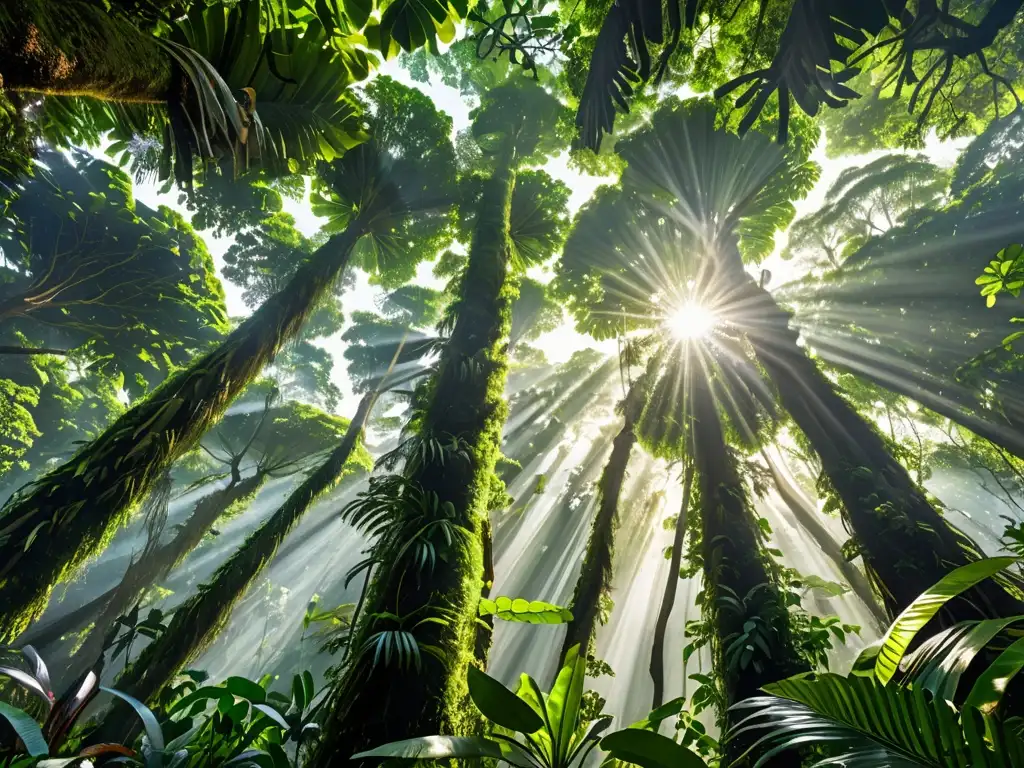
[734,269,1024,625]
[760,450,887,632]
[312,144,518,767]
[62,472,267,683]
[690,364,807,765]
[0,0,173,100]
[810,336,1024,461]
[0,221,366,643]
[90,395,373,744]
[649,462,693,709]
[559,397,639,666]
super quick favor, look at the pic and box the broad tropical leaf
[478,596,573,624]
[874,557,1018,685]
[546,644,586,763]
[0,701,48,757]
[601,728,709,768]
[373,0,466,55]
[964,637,1024,715]
[733,673,1024,767]
[351,735,503,760]
[467,666,545,734]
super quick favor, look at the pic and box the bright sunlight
[666,301,717,340]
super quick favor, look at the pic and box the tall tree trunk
[760,450,887,632]
[809,336,1024,461]
[0,0,172,100]
[311,143,518,766]
[63,472,267,684]
[649,462,693,709]
[90,395,374,744]
[559,414,636,665]
[733,269,1024,624]
[0,222,366,643]
[690,364,807,764]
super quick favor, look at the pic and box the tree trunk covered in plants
[92,396,373,743]
[311,145,518,766]
[473,518,494,663]
[810,336,1024,462]
[690,367,806,763]
[559,379,643,665]
[650,462,693,709]
[63,472,267,684]
[0,222,366,643]
[735,269,1024,625]
[0,0,172,100]
[760,450,887,632]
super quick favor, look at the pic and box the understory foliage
[2,0,1024,766]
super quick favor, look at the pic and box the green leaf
[874,556,1018,685]
[467,666,544,734]
[0,701,48,757]
[351,735,503,760]
[478,596,573,624]
[547,644,586,762]
[965,636,1024,715]
[910,618,1020,701]
[601,728,708,768]
[100,686,165,752]
[253,704,291,732]
[225,676,266,704]
[742,673,1024,766]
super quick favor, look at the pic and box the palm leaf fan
[617,100,813,263]
[575,0,704,151]
[713,0,898,143]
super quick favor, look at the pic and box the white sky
[121,57,970,418]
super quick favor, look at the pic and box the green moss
[0,222,368,643]
[312,142,519,765]
[92,401,373,740]
[1,0,172,100]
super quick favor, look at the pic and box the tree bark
[733,268,1024,625]
[90,395,374,744]
[559,412,636,665]
[0,0,173,100]
[809,336,1024,461]
[0,221,366,643]
[690,363,807,765]
[63,472,267,684]
[760,450,888,633]
[311,143,518,766]
[650,462,693,709]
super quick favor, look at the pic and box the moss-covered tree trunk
[90,395,373,744]
[736,271,1024,624]
[691,367,806,764]
[760,450,887,632]
[311,143,518,766]
[63,472,267,683]
[0,0,172,100]
[649,462,693,709]
[559,392,640,666]
[0,222,366,643]
[811,339,1024,462]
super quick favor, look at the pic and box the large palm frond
[731,557,1024,767]
[40,0,371,189]
[574,0,702,151]
[733,674,1024,767]
[617,99,818,262]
